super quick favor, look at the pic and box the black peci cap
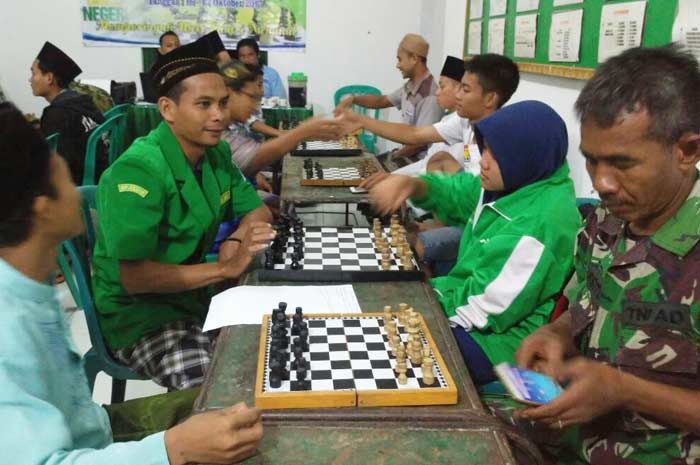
[36,42,82,83]
[440,55,465,82]
[151,37,220,97]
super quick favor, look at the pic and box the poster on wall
[80,0,307,49]
[514,14,538,58]
[488,17,506,55]
[598,1,646,63]
[468,21,483,55]
[673,0,700,61]
[549,9,583,62]
[516,0,539,13]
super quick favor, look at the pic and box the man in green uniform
[509,45,700,464]
[92,38,274,390]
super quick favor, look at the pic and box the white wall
[0,0,423,117]
[0,0,594,196]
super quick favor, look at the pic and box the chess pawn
[391,334,401,350]
[422,359,436,386]
[410,347,423,366]
[396,343,406,361]
[381,258,391,271]
[422,345,431,359]
[403,255,414,270]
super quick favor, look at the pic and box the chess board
[259,226,424,282]
[300,166,363,186]
[255,312,458,409]
[290,140,362,157]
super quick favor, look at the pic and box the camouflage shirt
[564,175,700,464]
[69,81,114,114]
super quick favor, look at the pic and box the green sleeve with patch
[97,158,165,260]
[411,172,482,226]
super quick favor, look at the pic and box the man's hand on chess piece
[165,402,263,465]
[299,117,344,141]
[221,222,276,278]
[358,171,389,190]
[369,174,428,215]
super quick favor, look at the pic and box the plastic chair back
[56,186,145,400]
[334,85,382,154]
[103,103,132,119]
[83,113,128,185]
[46,133,59,152]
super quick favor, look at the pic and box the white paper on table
[673,0,700,61]
[549,9,583,62]
[515,14,538,58]
[470,0,484,19]
[468,21,483,55]
[490,0,508,17]
[597,1,647,63]
[488,17,507,55]
[553,0,582,6]
[203,285,362,331]
[516,0,539,13]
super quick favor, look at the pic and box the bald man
[335,33,443,165]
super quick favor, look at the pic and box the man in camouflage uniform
[491,45,700,465]
[70,80,114,113]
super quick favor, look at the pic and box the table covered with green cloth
[123,103,163,148]
[262,106,313,129]
[193,275,524,465]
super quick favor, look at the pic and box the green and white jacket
[413,164,581,364]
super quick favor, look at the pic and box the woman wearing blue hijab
[370,100,581,384]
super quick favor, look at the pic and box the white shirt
[433,112,481,175]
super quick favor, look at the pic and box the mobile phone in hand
[494,362,563,405]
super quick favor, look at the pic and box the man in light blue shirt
[236,37,287,99]
[0,101,262,465]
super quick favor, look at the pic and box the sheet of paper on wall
[517,0,540,13]
[490,0,508,17]
[471,0,484,20]
[598,1,647,63]
[468,21,483,55]
[515,14,538,58]
[673,0,700,61]
[488,18,507,55]
[202,285,362,331]
[549,9,583,62]
[553,0,583,6]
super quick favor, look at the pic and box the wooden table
[195,274,518,464]
[280,153,377,205]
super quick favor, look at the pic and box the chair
[103,103,132,119]
[57,186,146,403]
[83,113,128,185]
[46,132,59,152]
[333,85,382,154]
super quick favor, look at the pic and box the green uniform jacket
[413,164,580,364]
[92,122,262,349]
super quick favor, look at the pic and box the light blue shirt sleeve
[0,259,170,465]
[263,65,287,99]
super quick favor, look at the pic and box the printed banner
[81,0,306,49]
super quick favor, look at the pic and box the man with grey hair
[505,44,700,464]
[334,33,443,165]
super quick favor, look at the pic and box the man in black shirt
[30,41,105,184]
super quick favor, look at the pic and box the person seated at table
[92,39,274,391]
[358,55,470,277]
[30,41,106,184]
[0,101,263,465]
[220,60,342,182]
[368,100,580,385]
[334,33,444,165]
[236,37,286,99]
[348,54,521,277]
[502,45,700,465]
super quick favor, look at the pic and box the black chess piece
[278,302,288,313]
[295,365,311,390]
[290,252,301,270]
[269,371,282,388]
